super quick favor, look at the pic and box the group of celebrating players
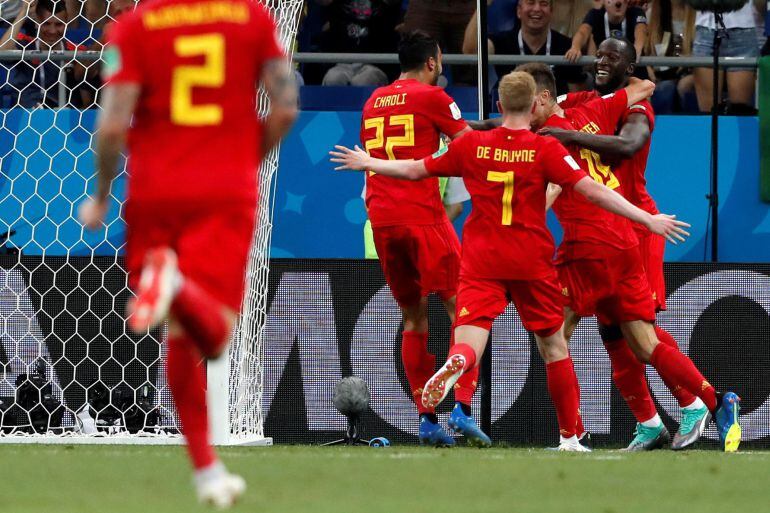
[330,30,742,454]
[77,0,743,505]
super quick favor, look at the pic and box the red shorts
[125,200,256,311]
[373,222,460,308]
[636,230,667,311]
[558,245,656,326]
[455,271,564,336]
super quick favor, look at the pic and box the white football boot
[196,468,247,510]
[127,247,179,333]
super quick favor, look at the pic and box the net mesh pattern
[0,0,302,441]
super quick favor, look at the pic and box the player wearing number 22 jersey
[358,31,495,448]
[87,0,299,506]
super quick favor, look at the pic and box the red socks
[171,278,230,358]
[604,339,658,423]
[449,343,477,371]
[654,326,699,407]
[166,336,216,470]
[450,328,479,405]
[573,372,585,437]
[650,342,717,411]
[401,331,436,414]
[545,357,580,438]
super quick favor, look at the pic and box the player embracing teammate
[332,71,690,451]
[80,0,298,507]
[521,38,741,452]
[357,31,494,447]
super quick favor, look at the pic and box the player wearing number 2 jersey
[79,0,298,507]
[359,31,492,448]
[521,47,741,453]
[331,71,689,451]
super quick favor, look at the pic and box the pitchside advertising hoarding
[1,257,769,446]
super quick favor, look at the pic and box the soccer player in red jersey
[543,38,710,451]
[79,0,298,506]
[331,71,690,451]
[521,54,742,452]
[360,30,490,447]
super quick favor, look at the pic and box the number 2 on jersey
[171,33,225,126]
[487,171,514,225]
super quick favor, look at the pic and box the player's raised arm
[79,82,140,230]
[539,112,651,159]
[262,58,299,154]
[622,77,655,106]
[574,177,689,244]
[330,145,429,180]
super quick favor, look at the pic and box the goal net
[0,0,303,443]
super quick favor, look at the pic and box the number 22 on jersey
[364,115,415,174]
[171,33,225,126]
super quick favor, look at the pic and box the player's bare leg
[535,325,589,452]
[129,248,246,506]
[621,320,741,452]
[401,298,455,447]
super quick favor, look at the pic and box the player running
[79,0,298,507]
[520,53,742,453]
[359,30,489,447]
[541,37,710,451]
[331,71,690,451]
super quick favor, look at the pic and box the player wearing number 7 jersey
[360,30,493,448]
[331,71,690,451]
[78,0,298,508]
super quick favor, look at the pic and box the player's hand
[564,47,582,63]
[646,214,691,244]
[78,196,109,230]
[537,126,575,144]
[329,145,370,172]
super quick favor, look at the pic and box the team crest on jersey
[102,45,122,78]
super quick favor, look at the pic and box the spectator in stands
[0,0,88,108]
[463,0,587,95]
[402,0,476,85]
[645,0,696,113]
[316,0,400,86]
[551,0,598,37]
[693,6,760,114]
[566,0,648,63]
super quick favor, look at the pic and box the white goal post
[0,0,303,445]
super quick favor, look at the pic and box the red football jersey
[361,79,468,227]
[103,0,284,203]
[560,91,658,219]
[548,89,639,256]
[424,128,586,280]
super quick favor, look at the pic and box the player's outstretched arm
[262,59,299,154]
[329,145,429,180]
[467,118,503,131]
[623,78,656,106]
[574,177,690,244]
[539,113,651,159]
[79,83,140,230]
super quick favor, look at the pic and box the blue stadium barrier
[0,109,767,262]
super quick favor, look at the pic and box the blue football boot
[714,392,741,452]
[418,416,455,447]
[447,403,492,448]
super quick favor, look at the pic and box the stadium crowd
[0,0,765,112]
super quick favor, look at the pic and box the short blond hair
[497,72,536,114]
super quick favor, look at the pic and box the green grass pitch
[0,444,767,513]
